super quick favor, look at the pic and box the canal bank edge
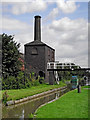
[34,87,73,118]
[6,86,67,106]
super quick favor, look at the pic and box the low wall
[6,86,67,106]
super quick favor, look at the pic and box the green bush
[2,71,44,90]
[2,76,17,90]
[39,77,45,84]
[25,76,31,88]
[31,79,40,86]
[16,71,25,89]
[2,71,25,90]
[33,79,40,86]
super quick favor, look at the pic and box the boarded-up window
[31,47,38,55]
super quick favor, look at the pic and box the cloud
[1,17,33,53]
[1,17,31,31]
[50,17,87,31]
[1,16,88,67]
[1,0,89,2]
[44,8,59,21]
[14,32,33,53]
[2,0,29,1]
[56,0,77,13]
[1,0,46,2]
[42,17,88,67]
[2,0,78,16]
[4,0,47,15]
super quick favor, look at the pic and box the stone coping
[6,86,67,106]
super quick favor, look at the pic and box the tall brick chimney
[34,15,41,41]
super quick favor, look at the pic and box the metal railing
[47,62,80,70]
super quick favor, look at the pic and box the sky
[0,0,89,68]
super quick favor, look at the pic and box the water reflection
[19,109,24,120]
[55,92,60,99]
[2,87,68,119]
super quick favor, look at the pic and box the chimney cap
[34,15,41,18]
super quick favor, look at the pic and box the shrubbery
[39,77,45,84]
[2,76,17,90]
[2,71,42,90]
[1,33,44,90]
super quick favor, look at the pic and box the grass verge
[82,85,90,88]
[2,81,66,101]
[36,88,88,118]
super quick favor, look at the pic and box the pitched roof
[24,40,55,51]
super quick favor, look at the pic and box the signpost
[71,76,78,89]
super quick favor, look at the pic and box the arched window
[31,47,38,55]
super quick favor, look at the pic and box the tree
[2,33,21,78]
[57,63,85,81]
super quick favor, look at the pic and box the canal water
[2,87,69,119]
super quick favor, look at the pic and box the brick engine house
[24,15,55,84]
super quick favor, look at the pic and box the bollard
[77,84,81,93]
